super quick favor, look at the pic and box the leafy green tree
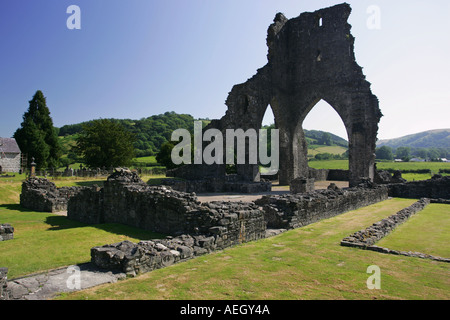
[156,142,178,169]
[74,119,136,168]
[320,132,332,146]
[395,147,411,161]
[376,146,393,160]
[14,90,61,169]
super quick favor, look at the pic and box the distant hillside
[377,129,450,149]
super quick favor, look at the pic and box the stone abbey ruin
[2,4,450,298]
[169,2,382,190]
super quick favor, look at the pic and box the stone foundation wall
[0,268,8,300]
[0,224,14,241]
[162,176,272,194]
[255,185,389,230]
[388,176,450,200]
[308,168,350,182]
[91,234,253,277]
[20,178,86,212]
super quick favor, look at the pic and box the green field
[377,204,450,258]
[308,160,450,181]
[308,146,347,157]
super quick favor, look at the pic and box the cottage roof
[0,138,21,153]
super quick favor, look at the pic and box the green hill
[377,129,450,149]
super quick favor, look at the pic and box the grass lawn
[0,205,165,279]
[59,198,450,300]
[377,204,450,258]
[308,146,347,157]
[1,175,448,300]
[308,160,450,181]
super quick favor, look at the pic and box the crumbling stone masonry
[80,170,391,276]
[92,235,236,277]
[68,169,267,241]
[388,176,450,200]
[20,178,86,212]
[0,224,14,241]
[0,268,8,300]
[255,184,389,230]
[172,3,382,188]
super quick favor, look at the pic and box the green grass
[308,160,450,181]
[132,156,158,164]
[377,204,450,258]
[0,204,165,279]
[308,160,349,170]
[59,198,450,300]
[308,146,347,157]
[1,176,448,300]
[376,161,450,173]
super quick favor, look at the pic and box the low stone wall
[255,185,389,230]
[340,198,449,263]
[0,224,14,241]
[388,176,450,200]
[20,178,86,212]
[92,234,230,276]
[290,177,315,194]
[308,168,349,182]
[161,176,272,194]
[0,268,8,300]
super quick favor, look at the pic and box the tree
[14,90,61,169]
[320,132,332,146]
[395,147,411,161]
[375,146,393,160]
[74,119,136,168]
[156,142,178,169]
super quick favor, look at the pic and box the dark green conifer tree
[14,90,61,170]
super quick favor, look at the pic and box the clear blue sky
[1,0,449,141]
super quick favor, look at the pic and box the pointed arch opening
[259,105,278,177]
[301,99,349,172]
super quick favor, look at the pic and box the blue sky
[1,0,449,141]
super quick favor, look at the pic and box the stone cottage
[0,138,21,173]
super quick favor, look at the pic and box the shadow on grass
[44,215,166,240]
[0,203,35,212]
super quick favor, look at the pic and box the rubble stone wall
[0,224,14,241]
[0,268,8,300]
[255,185,389,230]
[388,176,450,200]
[20,178,86,212]
[68,169,267,242]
